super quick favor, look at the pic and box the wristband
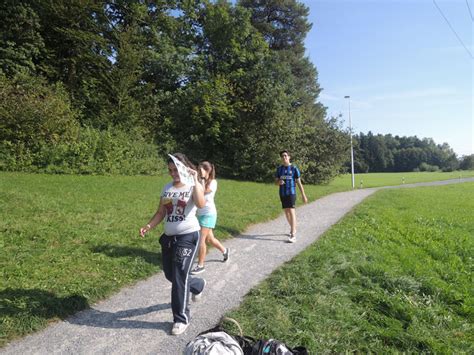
[146,224,151,229]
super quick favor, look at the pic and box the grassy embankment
[1,170,473,346]
[226,182,474,353]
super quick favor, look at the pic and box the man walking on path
[275,150,308,243]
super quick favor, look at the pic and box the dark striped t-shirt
[275,165,301,197]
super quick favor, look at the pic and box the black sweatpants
[159,231,205,324]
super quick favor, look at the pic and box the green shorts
[197,214,217,229]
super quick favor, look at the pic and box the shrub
[459,154,474,170]
[0,73,166,175]
[32,126,165,175]
[418,162,439,172]
[0,71,79,149]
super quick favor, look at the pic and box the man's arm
[296,178,308,204]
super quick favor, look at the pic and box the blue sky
[302,0,473,156]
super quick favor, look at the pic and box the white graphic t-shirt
[197,180,217,216]
[161,183,200,236]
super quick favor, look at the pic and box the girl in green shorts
[191,161,229,274]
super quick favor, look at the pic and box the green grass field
[1,170,473,347]
[331,170,474,189]
[226,182,474,353]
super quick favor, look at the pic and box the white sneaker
[288,234,296,243]
[192,279,207,302]
[171,322,189,335]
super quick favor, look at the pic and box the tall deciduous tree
[0,1,44,76]
[30,0,112,120]
[239,0,311,52]
[168,0,275,178]
[239,0,346,183]
[459,154,474,170]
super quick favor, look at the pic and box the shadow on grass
[67,303,171,331]
[91,245,162,266]
[0,288,89,321]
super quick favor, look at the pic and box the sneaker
[223,248,230,262]
[288,234,296,243]
[190,265,205,275]
[192,279,207,302]
[171,322,189,335]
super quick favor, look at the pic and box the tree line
[0,0,350,183]
[1,0,471,182]
[351,132,473,173]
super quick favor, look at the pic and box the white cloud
[369,88,457,102]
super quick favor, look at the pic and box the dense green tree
[164,0,344,183]
[29,0,112,120]
[0,1,44,76]
[299,115,349,183]
[430,143,458,171]
[239,0,321,103]
[363,132,394,172]
[101,1,148,129]
[237,0,345,183]
[459,154,474,170]
[239,0,311,52]
[393,147,426,172]
[168,0,276,178]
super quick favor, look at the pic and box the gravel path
[2,178,473,354]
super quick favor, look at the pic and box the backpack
[250,339,308,355]
[185,318,309,355]
[184,330,243,355]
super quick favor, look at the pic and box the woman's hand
[139,224,151,237]
[187,168,200,183]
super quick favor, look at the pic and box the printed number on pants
[176,247,192,258]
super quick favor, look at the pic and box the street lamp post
[344,95,355,189]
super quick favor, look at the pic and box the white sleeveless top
[197,179,217,216]
[161,182,200,236]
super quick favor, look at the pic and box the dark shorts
[280,194,296,209]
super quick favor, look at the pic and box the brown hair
[198,161,215,191]
[279,150,290,157]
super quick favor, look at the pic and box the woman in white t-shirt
[139,153,206,336]
[191,161,229,275]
